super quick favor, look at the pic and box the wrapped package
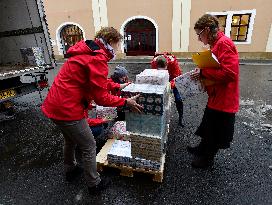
[96,106,117,120]
[107,140,133,166]
[130,127,169,162]
[121,83,170,115]
[20,47,45,66]
[174,71,204,98]
[134,157,162,170]
[135,69,169,85]
[108,121,130,140]
[125,112,167,136]
[107,140,162,170]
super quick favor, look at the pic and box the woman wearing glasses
[189,14,240,168]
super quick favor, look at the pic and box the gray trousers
[53,119,101,187]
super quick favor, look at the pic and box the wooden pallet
[96,139,165,182]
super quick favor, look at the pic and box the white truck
[0,0,55,115]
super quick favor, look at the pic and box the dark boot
[175,100,184,127]
[88,178,111,194]
[187,145,204,156]
[191,147,218,169]
[187,139,206,156]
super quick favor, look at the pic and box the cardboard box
[121,83,170,115]
[135,69,169,85]
[130,130,169,162]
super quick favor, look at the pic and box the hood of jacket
[66,39,114,60]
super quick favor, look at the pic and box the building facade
[44,0,272,59]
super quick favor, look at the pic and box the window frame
[207,9,256,45]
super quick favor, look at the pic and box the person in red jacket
[151,52,184,127]
[189,14,239,168]
[41,27,142,194]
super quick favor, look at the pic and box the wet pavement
[0,62,272,205]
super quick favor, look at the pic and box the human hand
[125,94,143,113]
[102,117,111,122]
[190,68,201,81]
[120,82,131,90]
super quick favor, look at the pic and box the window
[209,9,256,44]
[230,14,251,41]
[217,15,227,33]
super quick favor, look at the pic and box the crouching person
[107,65,130,121]
[151,52,184,127]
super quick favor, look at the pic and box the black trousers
[195,107,236,153]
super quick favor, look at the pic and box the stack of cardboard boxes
[106,69,171,170]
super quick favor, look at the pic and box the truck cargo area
[0,0,55,107]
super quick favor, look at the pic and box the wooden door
[124,19,156,56]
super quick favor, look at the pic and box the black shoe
[191,156,214,168]
[186,145,203,156]
[65,166,84,182]
[178,119,185,127]
[88,178,111,194]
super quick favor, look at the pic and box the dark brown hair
[194,14,219,45]
[95,27,123,44]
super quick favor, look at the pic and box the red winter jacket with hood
[41,40,126,121]
[201,31,239,113]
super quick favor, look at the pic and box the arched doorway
[60,24,84,56]
[124,19,156,56]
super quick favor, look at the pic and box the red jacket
[151,52,182,88]
[83,109,106,126]
[41,40,126,121]
[107,78,121,96]
[84,78,120,127]
[201,32,239,113]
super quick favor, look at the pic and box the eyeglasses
[196,29,205,37]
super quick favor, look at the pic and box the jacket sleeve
[87,118,106,126]
[107,79,121,92]
[88,58,126,107]
[201,41,239,83]
[150,57,157,69]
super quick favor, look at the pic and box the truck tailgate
[0,64,52,80]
